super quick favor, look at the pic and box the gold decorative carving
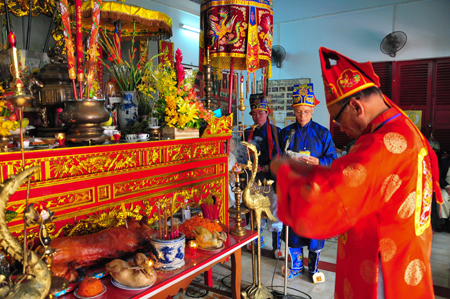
[2,161,42,184]
[142,177,225,225]
[167,142,220,163]
[0,0,57,17]
[1,143,226,188]
[202,114,233,137]
[48,152,139,179]
[59,204,143,237]
[148,148,162,165]
[98,185,111,202]
[114,166,217,198]
[6,188,95,224]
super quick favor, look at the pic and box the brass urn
[38,63,74,107]
[59,99,109,145]
[36,63,74,137]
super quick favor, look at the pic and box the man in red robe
[271,47,443,298]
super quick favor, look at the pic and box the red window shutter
[397,60,432,107]
[330,123,352,149]
[432,58,450,152]
[434,59,450,106]
[372,62,391,98]
[394,60,433,136]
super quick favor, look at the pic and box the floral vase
[149,233,185,270]
[118,91,138,131]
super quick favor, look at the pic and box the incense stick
[157,203,162,239]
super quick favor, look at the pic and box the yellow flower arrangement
[136,63,157,116]
[151,49,212,130]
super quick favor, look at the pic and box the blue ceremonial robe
[279,119,337,248]
[279,120,337,167]
[244,121,281,182]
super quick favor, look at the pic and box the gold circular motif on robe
[404,259,426,286]
[343,278,354,299]
[379,238,397,262]
[398,192,416,219]
[360,259,378,284]
[381,174,402,202]
[384,132,407,154]
[343,163,367,187]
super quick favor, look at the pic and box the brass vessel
[38,63,74,107]
[59,99,109,145]
[36,63,74,137]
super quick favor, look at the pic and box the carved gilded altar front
[0,136,230,238]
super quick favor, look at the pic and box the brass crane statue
[0,166,51,299]
[240,141,275,299]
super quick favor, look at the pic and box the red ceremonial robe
[277,106,441,298]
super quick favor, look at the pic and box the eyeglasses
[332,100,351,126]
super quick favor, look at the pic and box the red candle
[187,240,198,256]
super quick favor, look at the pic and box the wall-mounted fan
[380,31,407,57]
[272,45,286,68]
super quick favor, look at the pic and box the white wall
[5,0,449,131]
[271,0,450,129]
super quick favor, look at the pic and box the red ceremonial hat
[319,47,380,107]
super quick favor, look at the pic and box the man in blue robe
[243,94,284,258]
[279,83,337,280]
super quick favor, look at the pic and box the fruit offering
[0,100,28,135]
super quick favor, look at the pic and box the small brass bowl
[11,135,30,142]
[0,135,11,148]
[40,138,56,145]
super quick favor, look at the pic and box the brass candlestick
[237,74,247,140]
[228,166,248,236]
[5,30,35,276]
[203,47,213,111]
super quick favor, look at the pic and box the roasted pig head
[52,220,154,282]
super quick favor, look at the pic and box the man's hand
[445,186,450,196]
[299,156,319,166]
[260,165,269,173]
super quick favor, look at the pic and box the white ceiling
[151,0,200,16]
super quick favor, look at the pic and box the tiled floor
[206,228,450,299]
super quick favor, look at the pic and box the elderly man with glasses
[271,47,443,298]
[278,83,337,280]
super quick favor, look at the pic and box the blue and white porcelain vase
[149,233,185,271]
[118,91,138,131]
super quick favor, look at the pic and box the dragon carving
[0,166,51,299]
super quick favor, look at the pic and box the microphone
[284,129,295,153]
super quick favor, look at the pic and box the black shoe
[434,224,444,232]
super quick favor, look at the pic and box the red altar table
[60,229,257,299]
[0,135,230,238]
